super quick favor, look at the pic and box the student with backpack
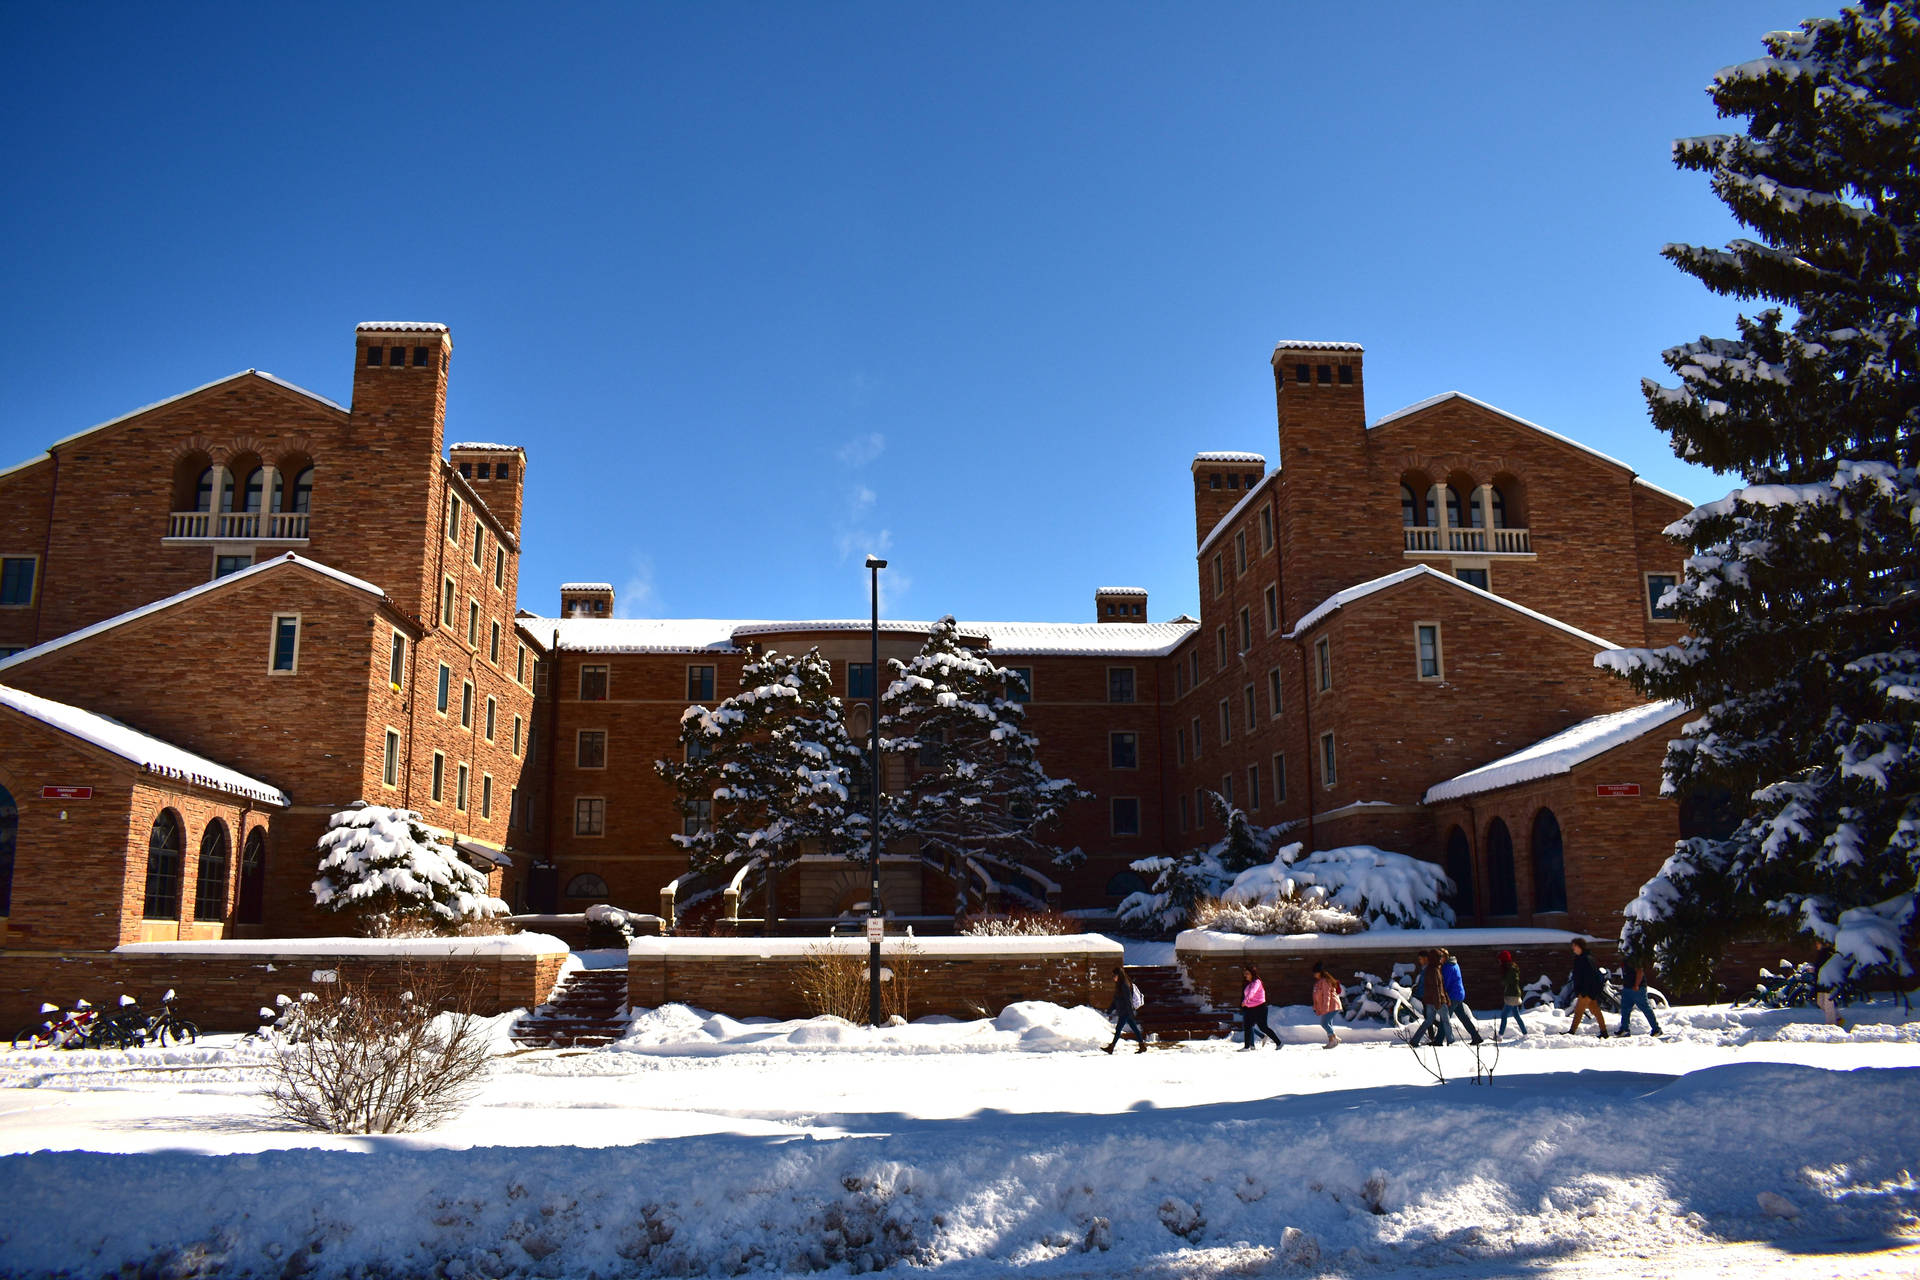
[1495,950,1529,1038]
[1566,938,1610,1038]
[1438,948,1485,1046]
[1239,965,1284,1050]
[1413,950,1454,1048]
[1311,961,1343,1047]
[1105,965,1147,1054]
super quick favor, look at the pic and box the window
[192,820,231,921]
[1444,826,1475,917]
[1111,797,1141,836]
[575,797,605,836]
[446,492,462,543]
[1417,624,1443,680]
[1401,484,1425,527]
[431,752,445,802]
[1235,531,1247,574]
[367,345,383,366]
[480,774,493,820]
[383,728,401,787]
[1107,667,1135,704]
[917,730,944,769]
[687,665,715,701]
[1006,667,1032,703]
[1320,731,1337,787]
[498,463,512,481]
[1316,638,1332,691]
[1227,473,1239,490]
[1646,573,1680,620]
[288,467,313,514]
[1109,732,1137,769]
[485,696,497,741]
[1191,716,1202,758]
[1456,567,1490,591]
[414,345,431,367]
[1244,683,1256,731]
[1258,506,1273,552]
[1267,667,1283,719]
[1264,585,1278,635]
[512,714,523,756]
[388,632,406,689]
[490,620,501,664]
[567,873,609,898]
[1178,794,1191,832]
[1532,809,1568,913]
[681,798,712,838]
[1248,764,1262,810]
[1216,626,1228,667]
[1238,607,1251,653]
[1294,363,1310,384]
[1487,819,1518,915]
[848,662,875,700]
[1209,473,1222,490]
[580,665,609,700]
[1221,773,1234,806]
[467,600,480,647]
[1338,363,1353,384]
[1273,752,1287,803]
[441,577,456,628]
[471,526,484,569]
[516,644,527,684]
[269,615,300,673]
[456,763,469,811]
[1175,726,1187,765]
[144,810,184,919]
[460,681,474,729]
[687,737,711,761]
[1212,554,1224,596]
[495,546,506,589]
[1218,697,1231,744]
[0,557,36,607]
[215,554,251,579]
[1317,364,1332,384]
[1174,662,1186,698]
[577,729,606,769]
[436,663,451,714]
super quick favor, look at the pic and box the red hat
[1498,950,1514,964]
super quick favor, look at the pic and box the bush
[795,941,919,1022]
[259,968,494,1134]
[959,909,1080,937]
[1192,892,1366,937]
[312,802,508,936]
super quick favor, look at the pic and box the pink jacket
[1312,974,1342,1016]
[1242,979,1267,1008]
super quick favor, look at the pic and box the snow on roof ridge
[1285,564,1619,649]
[1422,700,1689,804]
[449,442,526,453]
[534,615,1200,658]
[1095,586,1148,596]
[1191,450,1266,465]
[0,682,291,806]
[356,321,449,332]
[1633,475,1693,507]
[559,582,615,591]
[1368,390,1663,487]
[1273,339,1364,352]
[0,554,385,676]
[1196,469,1278,557]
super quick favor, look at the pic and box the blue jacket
[1441,958,1467,1003]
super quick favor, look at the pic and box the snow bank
[1177,925,1582,954]
[114,934,569,958]
[627,935,1122,960]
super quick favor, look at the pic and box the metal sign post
[865,554,888,1027]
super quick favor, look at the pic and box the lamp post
[865,554,887,1027]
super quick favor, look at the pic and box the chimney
[449,443,527,538]
[1192,451,1266,547]
[1095,586,1149,624]
[559,582,615,618]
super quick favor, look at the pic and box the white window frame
[436,663,451,715]
[480,773,493,820]
[580,664,610,701]
[494,546,506,590]
[441,576,456,629]
[455,762,470,812]
[1316,637,1332,692]
[577,728,607,770]
[516,643,527,684]
[381,727,401,788]
[467,599,480,648]
[687,664,716,702]
[388,630,407,690]
[1264,584,1279,635]
[1238,606,1251,653]
[471,524,484,569]
[267,613,302,675]
[1416,622,1444,681]
[1320,732,1337,788]
[1106,666,1137,705]
[512,713,523,756]
[575,796,606,837]
[460,680,474,730]
[1645,571,1681,621]
[1258,505,1274,553]
[446,492,463,543]
[1267,666,1283,719]
[485,695,498,742]
[430,750,446,803]
[489,619,501,664]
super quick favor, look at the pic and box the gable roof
[0,553,386,676]
[0,682,291,806]
[1422,700,1689,804]
[1284,564,1619,649]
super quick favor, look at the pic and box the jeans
[1319,1010,1338,1037]
[1617,989,1661,1035]
[1450,1003,1483,1043]
[1242,1004,1283,1048]
[1497,999,1528,1036]
[1109,1009,1143,1044]
[1416,1002,1453,1045]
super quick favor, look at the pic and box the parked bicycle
[11,999,96,1050]
[142,989,199,1047]
[1340,966,1422,1028]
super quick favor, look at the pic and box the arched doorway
[0,783,16,917]
[236,828,268,926]
[1443,826,1474,918]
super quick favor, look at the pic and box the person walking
[1104,965,1147,1054]
[1566,938,1610,1038]
[1311,961,1343,1047]
[1616,952,1664,1036]
[1438,948,1485,1046]
[1495,950,1529,1039]
[1413,950,1453,1048]
[1239,965,1284,1050]
[1812,940,1846,1029]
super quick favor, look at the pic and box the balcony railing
[1404,525,1531,555]
[165,511,309,542]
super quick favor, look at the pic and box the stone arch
[144,809,186,921]
[193,818,231,921]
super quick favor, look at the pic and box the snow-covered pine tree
[655,646,864,931]
[1600,1,1920,991]
[312,802,508,935]
[1117,791,1271,935]
[880,616,1090,912]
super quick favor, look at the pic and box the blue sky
[0,3,1818,624]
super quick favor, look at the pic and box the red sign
[41,786,93,800]
[1594,783,1641,798]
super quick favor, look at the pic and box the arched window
[566,873,610,899]
[144,810,185,920]
[239,468,264,514]
[1531,808,1568,914]
[1489,487,1507,529]
[1445,485,1466,529]
[290,467,314,515]
[193,819,231,921]
[1486,818,1517,915]
[1468,487,1486,529]
[194,467,218,513]
[1443,825,1474,917]
[236,829,267,925]
[0,782,16,917]
[1106,870,1150,899]
[1400,485,1420,527]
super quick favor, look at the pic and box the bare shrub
[959,909,1080,937]
[259,967,494,1134]
[795,941,920,1023]
[1192,893,1366,937]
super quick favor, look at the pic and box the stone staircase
[1130,964,1235,1043]
[510,968,632,1048]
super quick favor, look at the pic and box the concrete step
[512,967,634,1049]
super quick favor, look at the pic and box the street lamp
[865,555,888,1027]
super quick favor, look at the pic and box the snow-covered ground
[1,994,1916,1278]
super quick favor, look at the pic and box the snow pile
[610,1000,1114,1057]
[311,803,507,930]
[1192,891,1364,937]
[1224,843,1455,930]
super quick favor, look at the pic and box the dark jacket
[1502,965,1524,1001]
[1570,951,1604,999]
[1621,963,1649,991]
[1420,962,1448,1006]
[1110,978,1136,1017]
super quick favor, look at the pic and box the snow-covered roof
[1633,475,1693,507]
[449,442,525,453]
[967,619,1198,657]
[1422,700,1689,804]
[356,321,449,333]
[1095,587,1148,597]
[1284,564,1619,649]
[1197,468,1279,556]
[2,371,347,480]
[532,615,1201,659]
[731,620,993,643]
[1273,340,1364,353]
[559,582,616,592]
[115,934,568,957]
[1191,451,1266,466]
[0,683,290,806]
[0,554,386,676]
[537,618,757,655]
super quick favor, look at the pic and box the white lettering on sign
[41,785,94,800]
[1594,783,1642,798]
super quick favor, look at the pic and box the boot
[1104,1041,1116,1055]
[1136,1040,1147,1054]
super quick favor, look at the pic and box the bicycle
[11,1000,96,1050]
[79,995,149,1050]
[142,989,199,1047]
[1340,967,1422,1028]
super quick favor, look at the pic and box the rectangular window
[495,546,506,589]
[471,526,484,569]
[1178,794,1191,832]
[577,729,606,769]
[1111,797,1141,836]
[512,714,523,756]
[446,493,462,543]
[485,696,497,741]
[1248,764,1262,810]
[0,556,37,606]
[431,751,445,803]
[1216,626,1228,667]
[1175,726,1187,765]
[1238,607,1251,652]
[442,577,456,628]
[1316,638,1332,692]
[682,798,711,839]
[1321,732,1337,788]
[1107,667,1136,704]
[467,600,480,647]
[1267,667,1283,719]
[1218,697,1231,744]
[1646,573,1680,620]
[1221,773,1234,806]
[455,764,469,811]
[1244,683,1256,730]
[460,681,474,729]
[1191,716,1203,758]
[1235,531,1247,575]
[580,664,608,701]
[489,620,501,664]
[367,345,383,367]
[848,662,875,700]
[269,614,300,673]
[1417,623,1443,680]
[1006,666,1032,703]
[516,644,527,684]
[1109,731,1138,769]
[688,665,715,701]
[1259,506,1273,552]
[1264,585,1279,635]
[436,663,451,714]
[575,796,605,836]
[480,774,493,820]
[1212,554,1224,596]
[1174,662,1186,698]
[1274,752,1288,803]
[388,632,406,689]
[1456,567,1490,591]
[917,729,944,769]
[382,728,400,787]
[1190,650,1199,687]
[215,554,251,579]
[686,737,711,762]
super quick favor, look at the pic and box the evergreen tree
[312,802,507,935]
[1602,0,1920,989]
[655,647,865,931]
[880,616,1090,911]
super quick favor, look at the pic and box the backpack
[1132,983,1147,1010]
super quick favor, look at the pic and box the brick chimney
[1095,587,1149,624]
[559,583,614,618]
[450,443,527,538]
[1191,452,1265,547]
